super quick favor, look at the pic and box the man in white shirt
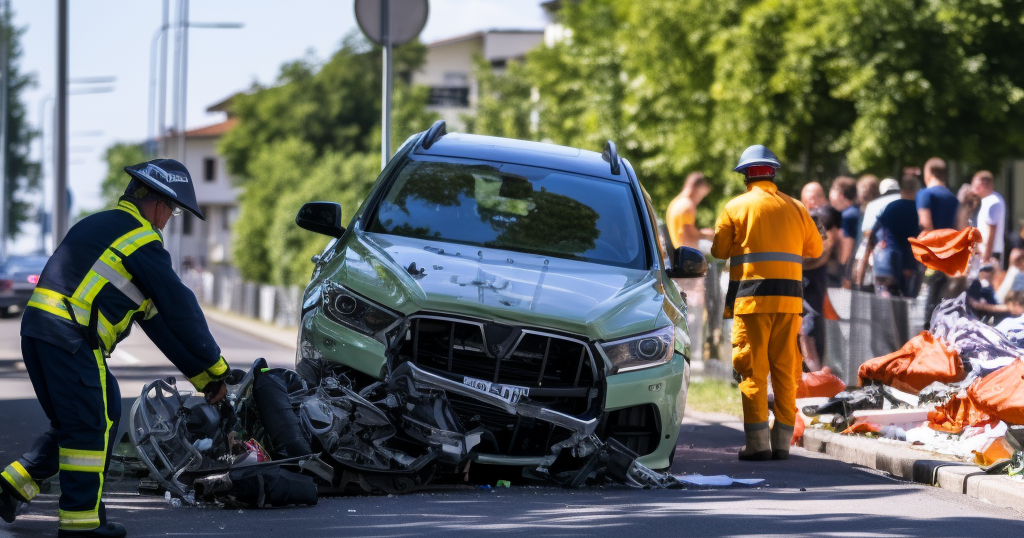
[972,170,1006,263]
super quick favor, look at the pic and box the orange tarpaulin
[967,359,1024,426]
[909,227,981,277]
[858,331,966,393]
[927,393,997,434]
[796,367,847,399]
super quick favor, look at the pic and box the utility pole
[380,0,392,169]
[54,0,69,246]
[0,0,9,260]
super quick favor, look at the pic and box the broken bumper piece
[126,358,693,507]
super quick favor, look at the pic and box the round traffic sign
[355,0,429,46]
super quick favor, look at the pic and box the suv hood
[325,232,665,342]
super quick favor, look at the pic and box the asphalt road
[1,314,1023,537]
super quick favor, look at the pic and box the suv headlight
[601,326,675,374]
[322,283,402,343]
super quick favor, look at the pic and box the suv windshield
[369,159,646,269]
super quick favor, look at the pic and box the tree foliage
[1,10,38,240]
[470,0,1024,225]
[224,33,438,285]
[99,142,146,208]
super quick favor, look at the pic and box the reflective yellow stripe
[73,270,105,305]
[1,462,39,501]
[189,356,230,391]
[59,509,101,531]
[27,288,91,326]
[58,448,106,473]
[112,228,161,255]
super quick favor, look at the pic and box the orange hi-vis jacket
[711,181,823,318]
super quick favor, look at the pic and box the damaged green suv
[294,121,707,470]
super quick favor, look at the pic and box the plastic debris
[496,480,511,488]
[673,475,764,486]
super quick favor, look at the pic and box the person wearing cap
[853,178,902,290]
[711,145,823,461]
[854,177,922,297]
[0,159,230,537]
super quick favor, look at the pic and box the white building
[164,106,240,272]
[413,29,544,130]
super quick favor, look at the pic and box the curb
[202,307,298,351]
[800,427,1024,514]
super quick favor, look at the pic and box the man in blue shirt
[916,158,960,328]
[855,178,921,297]
[829,176,860,288]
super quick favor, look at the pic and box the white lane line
[111,350,142,364]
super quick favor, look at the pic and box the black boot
[0,479,24,523]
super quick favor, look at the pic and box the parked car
[293,122,706,471]
[0,254,47,318]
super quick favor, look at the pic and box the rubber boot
[0,479,23,524]
[738,426,772,461]
[771,422,795,460]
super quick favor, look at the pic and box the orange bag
[909,227,981,277]
[796,367,847,399]
[927,392,997,434]
[791,414,805,446]
[841,419,881,435]
[967,359,1024,425]
[858,331,965,393]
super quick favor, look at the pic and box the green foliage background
[2,9,39,241]
[220,36,438,285]
[470,0,1024,227]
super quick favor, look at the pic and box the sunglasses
[163,200,183,217]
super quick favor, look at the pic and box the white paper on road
[673,474,764,486]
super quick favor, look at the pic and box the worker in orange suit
[711,145,824,461]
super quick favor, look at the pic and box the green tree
[223,33,439,285]
[1,10,39,241]
[470,0,1024,223]
[99,142,146,208]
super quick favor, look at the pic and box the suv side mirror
[295,202,345,238]
[667,246,708,279]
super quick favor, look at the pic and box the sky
[8,0,548,254]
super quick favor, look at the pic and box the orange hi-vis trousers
[731,312,802,429]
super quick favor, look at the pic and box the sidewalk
[800,425,1024,515]
[202,306,298,352]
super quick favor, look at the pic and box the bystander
[856,178,901,291]
[855,178,921,297]
[971,170,1006,265]
[666,172,714,249]
[918,157,960,329]
[830,177,861,288]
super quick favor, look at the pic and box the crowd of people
[666,156,1024,373]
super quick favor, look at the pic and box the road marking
[111,350,141,365]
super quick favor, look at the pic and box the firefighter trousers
[731,312,801,430]
[1,336,120,532]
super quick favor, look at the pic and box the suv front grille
[395,315,601,457]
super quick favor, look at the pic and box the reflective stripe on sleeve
[1,462,39,501]
[189,356,230,391]
[58,448,106,473]
[730,252,803,265]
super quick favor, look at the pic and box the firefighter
[0,159,230,537]
[711,146,823,461]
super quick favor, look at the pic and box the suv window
[368,159,646,269]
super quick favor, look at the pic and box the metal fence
[183,268,301,328]
[690,260,924,385]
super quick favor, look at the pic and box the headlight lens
[601,325,675,374]
[322,283,401,342]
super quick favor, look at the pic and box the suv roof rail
[420,120,447,150]
[601,140,621,175]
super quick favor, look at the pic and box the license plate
[462,376,530,404]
